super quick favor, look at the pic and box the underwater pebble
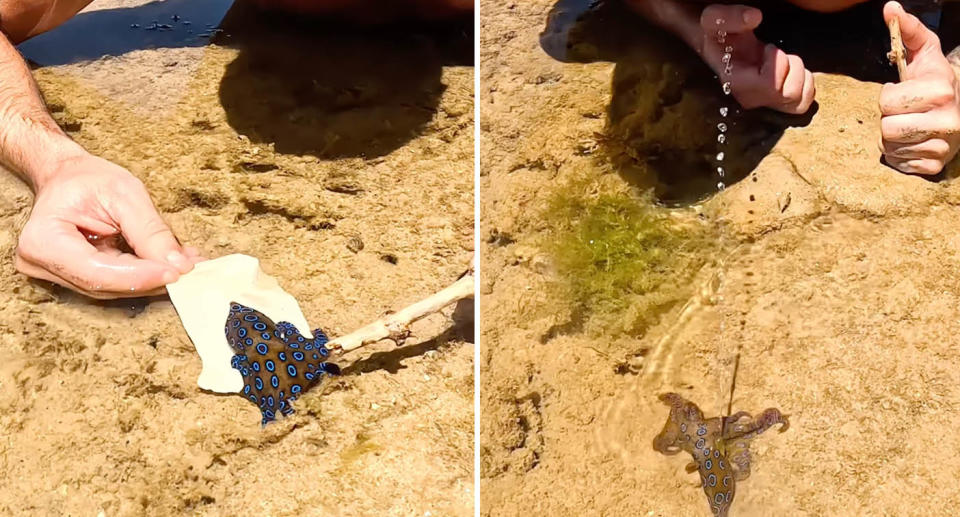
[346,235,364,253]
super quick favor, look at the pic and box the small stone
[346,235,364,253]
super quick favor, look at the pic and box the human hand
[697,4,816,114]
[14,153,204,299]
[878,1,960,175]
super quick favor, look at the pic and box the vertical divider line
[473,3,482,515]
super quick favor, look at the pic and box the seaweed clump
[540,180,713,338]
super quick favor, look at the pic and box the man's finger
[880,111,959,143]
[880,137,951,159]
[759,44,790,95]
[799,69,816,111]
[879,80,954,115]
[780,54,805,100]
[701,4,762,34]
[13,257,166,299]
[17,220,180,296]
[109,186,192,273]
[885,155,944,175]
[883,1,940,55]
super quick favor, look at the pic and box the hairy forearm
[0,31,85,191]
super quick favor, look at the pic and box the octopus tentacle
[653,393,788,516]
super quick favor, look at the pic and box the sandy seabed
[0,1,474,515]
[480,1,960,516]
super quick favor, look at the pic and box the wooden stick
[887,17,907,81]
[328,271,475,352]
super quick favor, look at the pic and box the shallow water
[481,1,960,515]
[18,0,234,66]
[1,2,474,515]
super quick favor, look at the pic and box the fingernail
[162,269,179,285]
[167,250,188,270]
[743,9,761,25]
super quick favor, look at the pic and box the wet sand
[0,1,474,515]
[480,1,960,515]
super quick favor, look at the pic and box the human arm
[0,5,201,298]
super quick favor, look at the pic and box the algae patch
[540,180,714,338]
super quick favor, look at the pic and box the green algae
[540,179,714,338]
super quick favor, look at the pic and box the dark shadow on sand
[212,0,473,160]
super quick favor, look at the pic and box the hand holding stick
[887,17,907,81]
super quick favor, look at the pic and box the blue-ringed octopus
[224,302,340,425]
[653,393,789,517]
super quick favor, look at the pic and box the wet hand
[698,4,816,114]
[14,153,204,299]
[878,1,960,175]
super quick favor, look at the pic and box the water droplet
[725,46,733,53]
[716,18,725,25]
[716,152,725,161]
[722,82,731,94]
[717,30,727,38]
[717,167,725,177]
[718,123,728,132]
[724,64,733,76]
[717,182,726,190]
[721,53,731,64]
[129,287,136,292]
[719,107,729,117]
[717,134,726,144]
